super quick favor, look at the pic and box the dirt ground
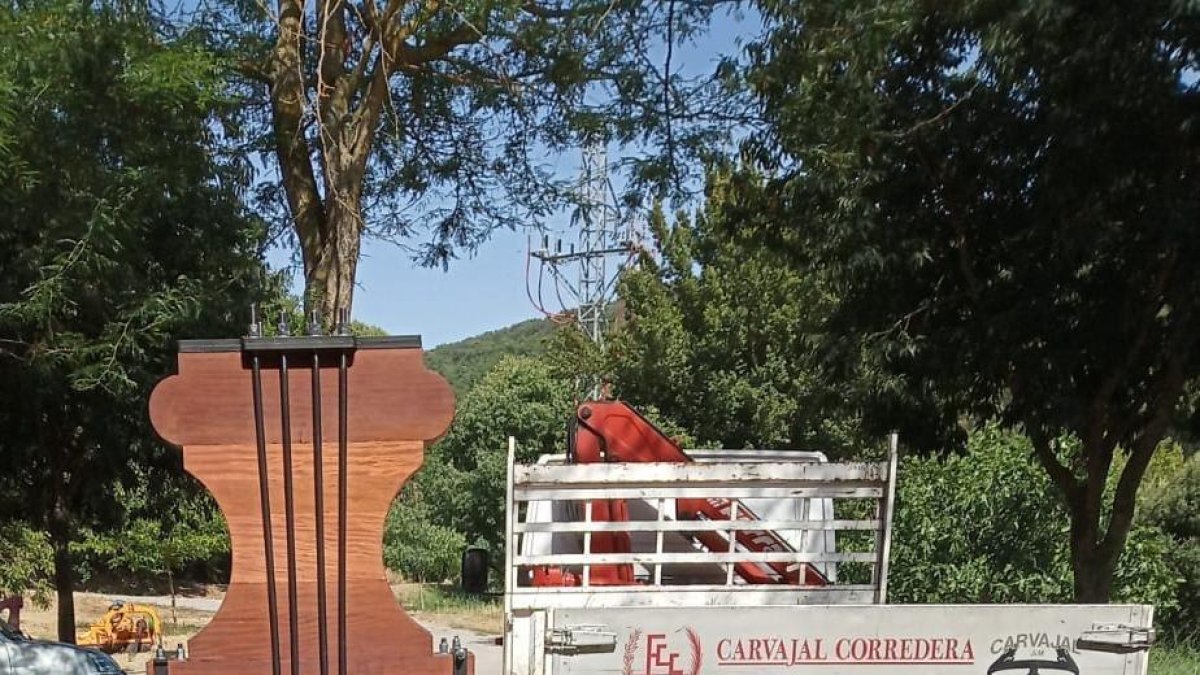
[18,592,219,674]
[15,585,501,675]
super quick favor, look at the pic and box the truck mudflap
[544,605,1153,675]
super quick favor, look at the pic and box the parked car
[0,618,122,675]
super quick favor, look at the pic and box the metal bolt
[307,310,322,336]
[438,637,449,654]
[277,313,291,337]
[248,304,262,338]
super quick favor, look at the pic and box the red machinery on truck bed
[531,400,829,587]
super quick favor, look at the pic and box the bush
[0,521,51,600]
[383,494,467,583]
[889,424,1180,615]
[1139,451,1200,641]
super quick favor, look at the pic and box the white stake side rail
[504,435,900,612]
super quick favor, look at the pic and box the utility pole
[531,142,641,395]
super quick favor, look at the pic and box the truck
[499,402,1156,675]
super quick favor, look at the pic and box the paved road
[422,621,503,672]
[85,592,503,671]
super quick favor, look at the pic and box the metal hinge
[1076,624,1156,654]
[545,625,618,655]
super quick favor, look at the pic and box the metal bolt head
[248,304,262,337]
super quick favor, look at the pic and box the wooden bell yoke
[147,319,471,675]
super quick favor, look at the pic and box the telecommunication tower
[530,142,641,348]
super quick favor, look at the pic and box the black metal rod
[337,348,349,675]
[311,352,330,675]
[279,354,300,675]
[251,355,282,675]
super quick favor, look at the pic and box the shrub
[383,494,467,584]
[1139,451,1200,641]
[889,424,1180,616]
[0,521,51,600]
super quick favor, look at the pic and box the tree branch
[1027,424,1081,505]
[1099,346,1187,562]
[395,24,481,65]
[271,0,326,273]
[1095,250,1180,447]
[351,15,483,160]
[520,1,573,19]
[235,60,274,85]
[316,0,349,112]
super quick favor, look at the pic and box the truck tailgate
[545,604,1151,675]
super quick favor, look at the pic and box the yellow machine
[77,600,163,654]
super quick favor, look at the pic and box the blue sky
[265,14,757,348]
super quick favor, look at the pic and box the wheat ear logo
[622,627,703,675]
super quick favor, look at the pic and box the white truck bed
[502,438,1154,675]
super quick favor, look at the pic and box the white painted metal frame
[505,436,899,611]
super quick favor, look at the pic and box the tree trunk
[300,187,363,328]
[1062,428,1161,604]
[1068,514,1118,603]
[48,504,75,644]
[168,569,178,628]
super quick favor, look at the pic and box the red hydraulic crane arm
[570,401,828,586]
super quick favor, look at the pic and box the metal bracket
[1076,623,1156,654]
[545,625,618,655]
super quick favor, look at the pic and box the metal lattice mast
[530,141,641,397]
[578,143,612,346]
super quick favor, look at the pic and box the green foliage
[0,0,268,633]
[1139,452,1200,640]
[201,0,737,275]
[384,356,575,580]
[0,522,52,601]
[890,425,1180,615]
[426,319,555,395]
[433,355,575,554]
[72,471,230,590]
[605,188,954,456]
[1150,642,1200,675]
[350,321,388,337]
[383,498,466,584]
[394,583,501,616]
[740,0,1200,600]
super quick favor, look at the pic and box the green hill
[425,318,555,395]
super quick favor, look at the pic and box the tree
[741,0,1200,601]
[426,318,555,395]
[74,472,230,627]
[604,184,956,455]
[389,356,575,578]
[0,0,268,640]
[201,0,740,321]
[890,424,1180,613]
